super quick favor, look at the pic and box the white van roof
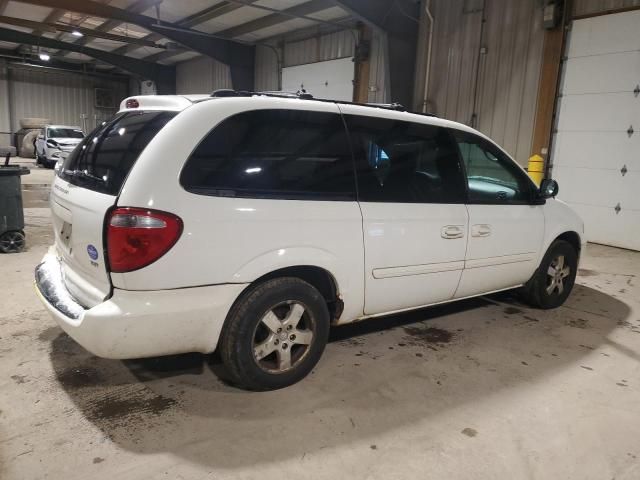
[118,95,210,112]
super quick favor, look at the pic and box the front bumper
[34,251,247,359]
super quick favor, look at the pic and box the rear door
[50,110,176,307]
[450,129,544,298]
[340,106,469,315]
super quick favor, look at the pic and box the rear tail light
[106,207,182,273]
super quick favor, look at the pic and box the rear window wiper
[64,169,106,183]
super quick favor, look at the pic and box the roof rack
[208,89,437,117]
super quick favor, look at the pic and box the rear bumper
[34,252,247,359]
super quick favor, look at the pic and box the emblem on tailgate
[87,245,99,261]
[54,184,69,194]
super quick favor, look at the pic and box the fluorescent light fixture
[245,167,262,174]
[71,30,83,37]
[39,52,50,61]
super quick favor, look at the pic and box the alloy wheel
[546,254,571,295]
[252,301,315,373]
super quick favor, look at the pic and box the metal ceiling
[0,0,353,71]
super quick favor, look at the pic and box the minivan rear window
[59,111,177,196]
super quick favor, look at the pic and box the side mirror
[539,178,559,198]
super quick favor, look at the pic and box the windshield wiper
[64,170,105,183]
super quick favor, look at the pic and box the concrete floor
[2,159,640,479]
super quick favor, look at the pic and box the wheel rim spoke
[546,280,556,295]
[293,329,313,345]
[285,303,305,329]
[556,255,564,269]
[254,336,277,361]
[560,267,570,278]
[547,266,557,277]
[277,347,292,370]
[260,310,282,334]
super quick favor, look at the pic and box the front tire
[219,277,330,391]
[520,240,578,309]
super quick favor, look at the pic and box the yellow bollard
[527,154,545,186]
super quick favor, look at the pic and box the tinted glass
[59,111,176,195]
[48,128,84,139]
[451,129,533,204]
[345,115,466,203]
[181,109,355,200]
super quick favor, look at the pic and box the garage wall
[573,0,640,16]
[254,28,388,103]
[175,56,232,94]
[255,45,280,91]
[425,0,545,166]
[6,64,128,134]
[0,60,10,144]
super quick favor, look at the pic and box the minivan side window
[451,129,534,204]
[180,109,356,201]
[344,115,467,204]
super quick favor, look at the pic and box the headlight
[46,139,58,148]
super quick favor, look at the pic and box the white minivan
[35,92,584,390]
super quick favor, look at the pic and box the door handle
[471,224,491,237]
[441,225,465,239]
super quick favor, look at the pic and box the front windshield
[48,128,84,139]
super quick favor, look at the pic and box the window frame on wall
[180,108,358,201]
[449,128,538,206]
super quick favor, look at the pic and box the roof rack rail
[365,102,406,111]
[211,89,251,98]
[207,89,437,117]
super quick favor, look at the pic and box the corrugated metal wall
[255,45,280,91]
[176,56,232,94]
[0,60,10,143]
[7,64,128,133]
[426,0,545,165]
[253,28,388,102]
[283,29,356,67]
[573,0,640,16]
[367,32,389,104]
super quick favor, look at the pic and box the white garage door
[281,57,354,102]
[551,10,640,251]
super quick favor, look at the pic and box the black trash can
[0,163,30,253]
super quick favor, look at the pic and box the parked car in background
[34,93,585,391]
[34,125,84,168]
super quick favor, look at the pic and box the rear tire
[519,240,577,309]
[219,277,330,391]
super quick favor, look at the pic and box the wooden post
[530,1,570,175]
[353,23,371,103]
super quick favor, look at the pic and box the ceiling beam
[218,0,337,38]
[334,0,419,109]
[32,8,66,36]
[0,15,166,49]
[16,0,255,89]
[111,0,259,57]
[142,0,337,64]
[0,47,131,79]
[60,0,161,56]
[0,26,175,92]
